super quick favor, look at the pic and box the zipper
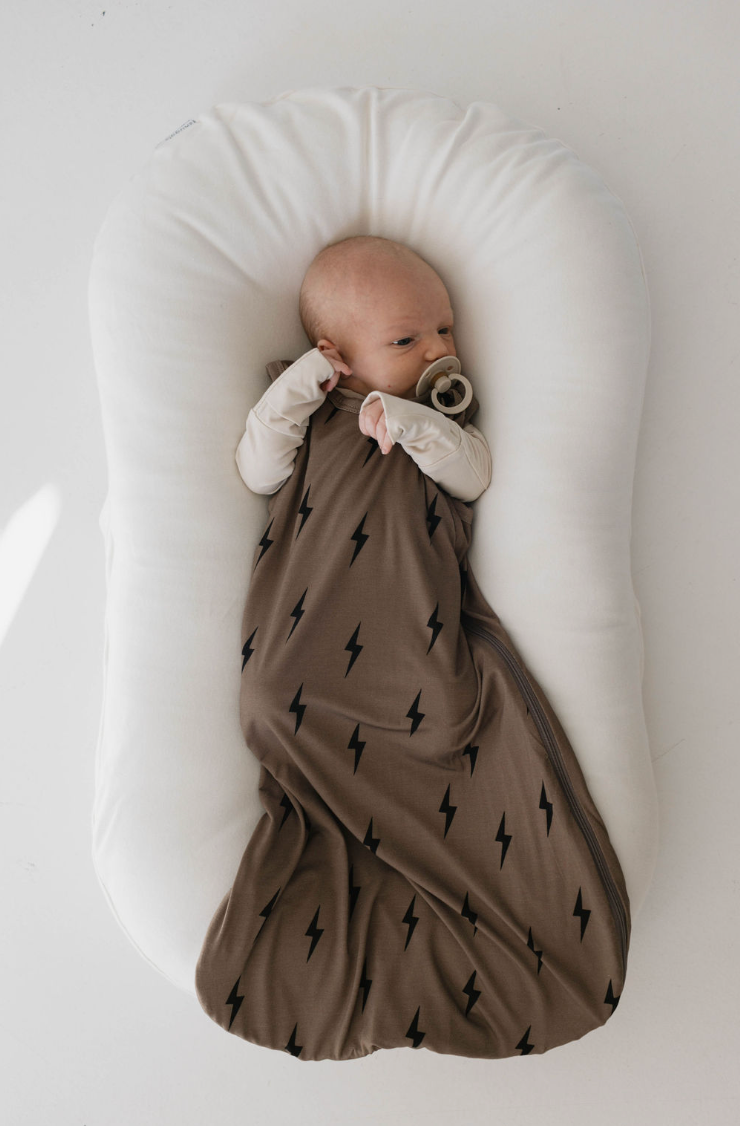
[461,612,629,973]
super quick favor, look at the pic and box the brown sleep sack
[194,361,631,1061]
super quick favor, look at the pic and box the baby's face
[318,262,456,400]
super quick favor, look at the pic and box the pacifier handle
[415,356,473,415]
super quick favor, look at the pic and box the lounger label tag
[155,119,197,148]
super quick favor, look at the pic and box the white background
[2,1,738,1123]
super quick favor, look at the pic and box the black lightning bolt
[516,1026,534,1054]
[406,689,425,735]
[361,435,382,466]
[225,977,244,1030]
[425,493,442,540]
[349,514,369,566]
[439,784,457,838]
[285,1022,303,1057]
[462,742,479,775]
[461,891,478,935]
[460,561,469,601]
[295,486,313,538]
[527,926,543,974]
[426,603,443,652]
[241,626,257,672]
[279,793,293,829]
[348,864,360,921]
[403,895,419,950]
[573,886,591,940]
[344,623,363,676]
[259,888,281,922]
[405,1006,426,1048]
[286,589,307,641]
[255,518,275,566]
[496,811,512,868]
[288,683,306,734]
[358,957,372,1011]
[347,724,365,773]
[363,817,380,854]
[539,781,553,835]
[305,905,324,961]
[462,970,481,1017]
[604,980,621,1012]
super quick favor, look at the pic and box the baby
[236,235,492,502]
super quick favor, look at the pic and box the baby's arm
[359,391,492,503]
[235,348,335,494]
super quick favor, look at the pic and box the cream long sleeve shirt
[235,348,492,503]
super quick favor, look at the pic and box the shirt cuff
[252,348,335,432]
[359,390,462,463]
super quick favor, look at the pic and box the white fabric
[237,347,492,501]
[88,85,658,997]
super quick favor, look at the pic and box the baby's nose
[424,339,451,361]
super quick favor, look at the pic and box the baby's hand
[359,397,392,454]
[318,345,352,393]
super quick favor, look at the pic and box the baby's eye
[391,329,452,347]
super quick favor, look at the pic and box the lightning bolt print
[288,683,306,734]
[406,689,425,735]
[286,589,307,641]
[279,793,293,829]
[496,811,512,868]
[241,626,257,672]
[259,888,281,922]
[462,741,479,775]
[202,368,631,1061]
[403,895,419,950]
[347,723,366,774]
[604,979,621,1012]
[426,602,444,652]
[363,817,380,854]
[539,781,553,835]
[344,623,363,676]
[254,518,275,566]
[358,956,372,1011]
[460,561,469,601]
[225,976,244,1030]
[425,492,442,541]
[439,784,457,838]
[573,886,591,940]
[349,513,369,565]
[361,434,382,466]
[527,926,543,974]
[461,891,478,935]
[295,485,313,538]
[285,1022,303,1058]
[348,865,360,921]
[462,970,481,1017]
[305,905,324,961]
[405,1006,426,1048]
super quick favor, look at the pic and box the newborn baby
[236,235,491,502]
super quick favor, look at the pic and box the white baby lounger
[88,85,658,997]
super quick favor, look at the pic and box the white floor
[2,2,738,1124]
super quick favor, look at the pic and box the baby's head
[299,235,456,400]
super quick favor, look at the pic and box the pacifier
[415,356,473,415]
